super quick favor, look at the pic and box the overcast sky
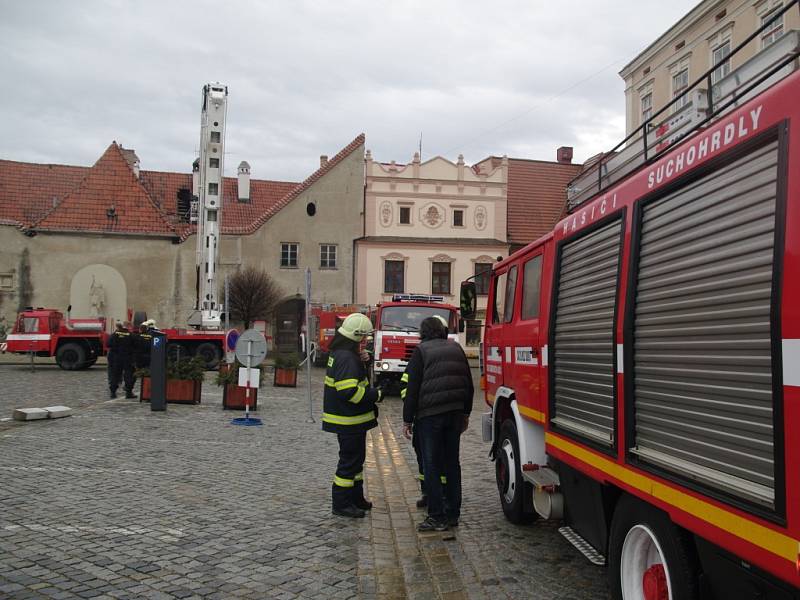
[2,0,699,182]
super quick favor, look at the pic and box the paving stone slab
[12,407,49,421]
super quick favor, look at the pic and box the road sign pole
[245,339,252,420]
[305,267,314,424]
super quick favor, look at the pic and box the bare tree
[227,267,283,329]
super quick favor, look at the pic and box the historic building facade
[0,135,365,351]
[619,0,799,137]
[356,151,509,350]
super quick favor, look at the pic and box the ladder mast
[193,82,228,329]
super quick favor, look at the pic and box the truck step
[558,526,606,566]
[521,465,560,490]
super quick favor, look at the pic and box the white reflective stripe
[487,346,502,363]
[783,339,800,386]
[617,344,624,374]
[6,334,52,341]
[514,346,537,366]
[505,347,512,363]
[541,345,548,367]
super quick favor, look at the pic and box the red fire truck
[309,304,369,366]
[5,307,225,370]
[462,15,800,600]
[372,294,462,390]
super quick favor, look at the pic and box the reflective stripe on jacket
[322,349,378,434]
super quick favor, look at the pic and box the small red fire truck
[5,307,224,370]
[309,304,369,366]
[372,294,461,390]
[462,14,800,600]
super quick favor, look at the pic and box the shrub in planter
[273,352,300,387]
[137,356,206,404]
[216,360,263,410]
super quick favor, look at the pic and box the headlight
[381,362,390,371]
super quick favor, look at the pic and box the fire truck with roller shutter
[461,11,800,599]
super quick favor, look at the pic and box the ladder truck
[188,82,228,330]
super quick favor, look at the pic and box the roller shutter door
[552,218,623,446]
[632,140,779,508]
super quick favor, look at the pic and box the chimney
[557,146,574,164]
[237,161,251,203]
[192,158,200,197]
[120,147,140,178]
[320,155,328,168]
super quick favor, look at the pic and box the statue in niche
[89,275,106,317]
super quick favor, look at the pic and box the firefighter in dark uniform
[134,320,154,369]
[323,313,383,518]
[108,322,135,399]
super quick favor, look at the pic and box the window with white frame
[711,40,731,84]
[320,244,337,269]
[280,243,298,268]
[641,93,653,124]
[760,5,785,48]
[672,67,689,111]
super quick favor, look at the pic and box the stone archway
[70,264,127,325]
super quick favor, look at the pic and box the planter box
[274,367,297,387]
[140,377,202,404]
[222,384,258,410]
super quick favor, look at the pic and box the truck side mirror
[458,318,465,333]
[460,281,477,320]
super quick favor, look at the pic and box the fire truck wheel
[166,343,187,363]
[495,419,535,524]
[56,343,87,371]
[195,342,221,369]
[608,495,699,600]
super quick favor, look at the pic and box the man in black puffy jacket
[322,313,382,519]
[402,316,473,532]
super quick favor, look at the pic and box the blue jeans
[416,411,463,522]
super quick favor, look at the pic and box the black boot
[353,482,372,510]
[332,505,366,518]
[416,494,428,508]
[109,390,117,399]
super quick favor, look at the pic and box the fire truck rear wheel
[166,343,187,363]
[608,495,699,600]
[195,342,221,369]
[495,419,535,524]
[56,343,87,371]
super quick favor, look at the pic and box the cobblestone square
[0,358,608,599]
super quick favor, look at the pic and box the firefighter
[323,312,383,518]
[108,322,135,399]
[134,320,155,370]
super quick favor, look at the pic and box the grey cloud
[1,0,698,180]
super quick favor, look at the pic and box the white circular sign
[235,329,268,367]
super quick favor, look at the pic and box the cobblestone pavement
[0,362,609,599]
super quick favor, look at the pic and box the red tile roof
[507,158,583,245]
[0,134,365,239]
[0,160,88,228]
[32,142,176,235]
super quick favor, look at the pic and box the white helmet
[338,313,373,342]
